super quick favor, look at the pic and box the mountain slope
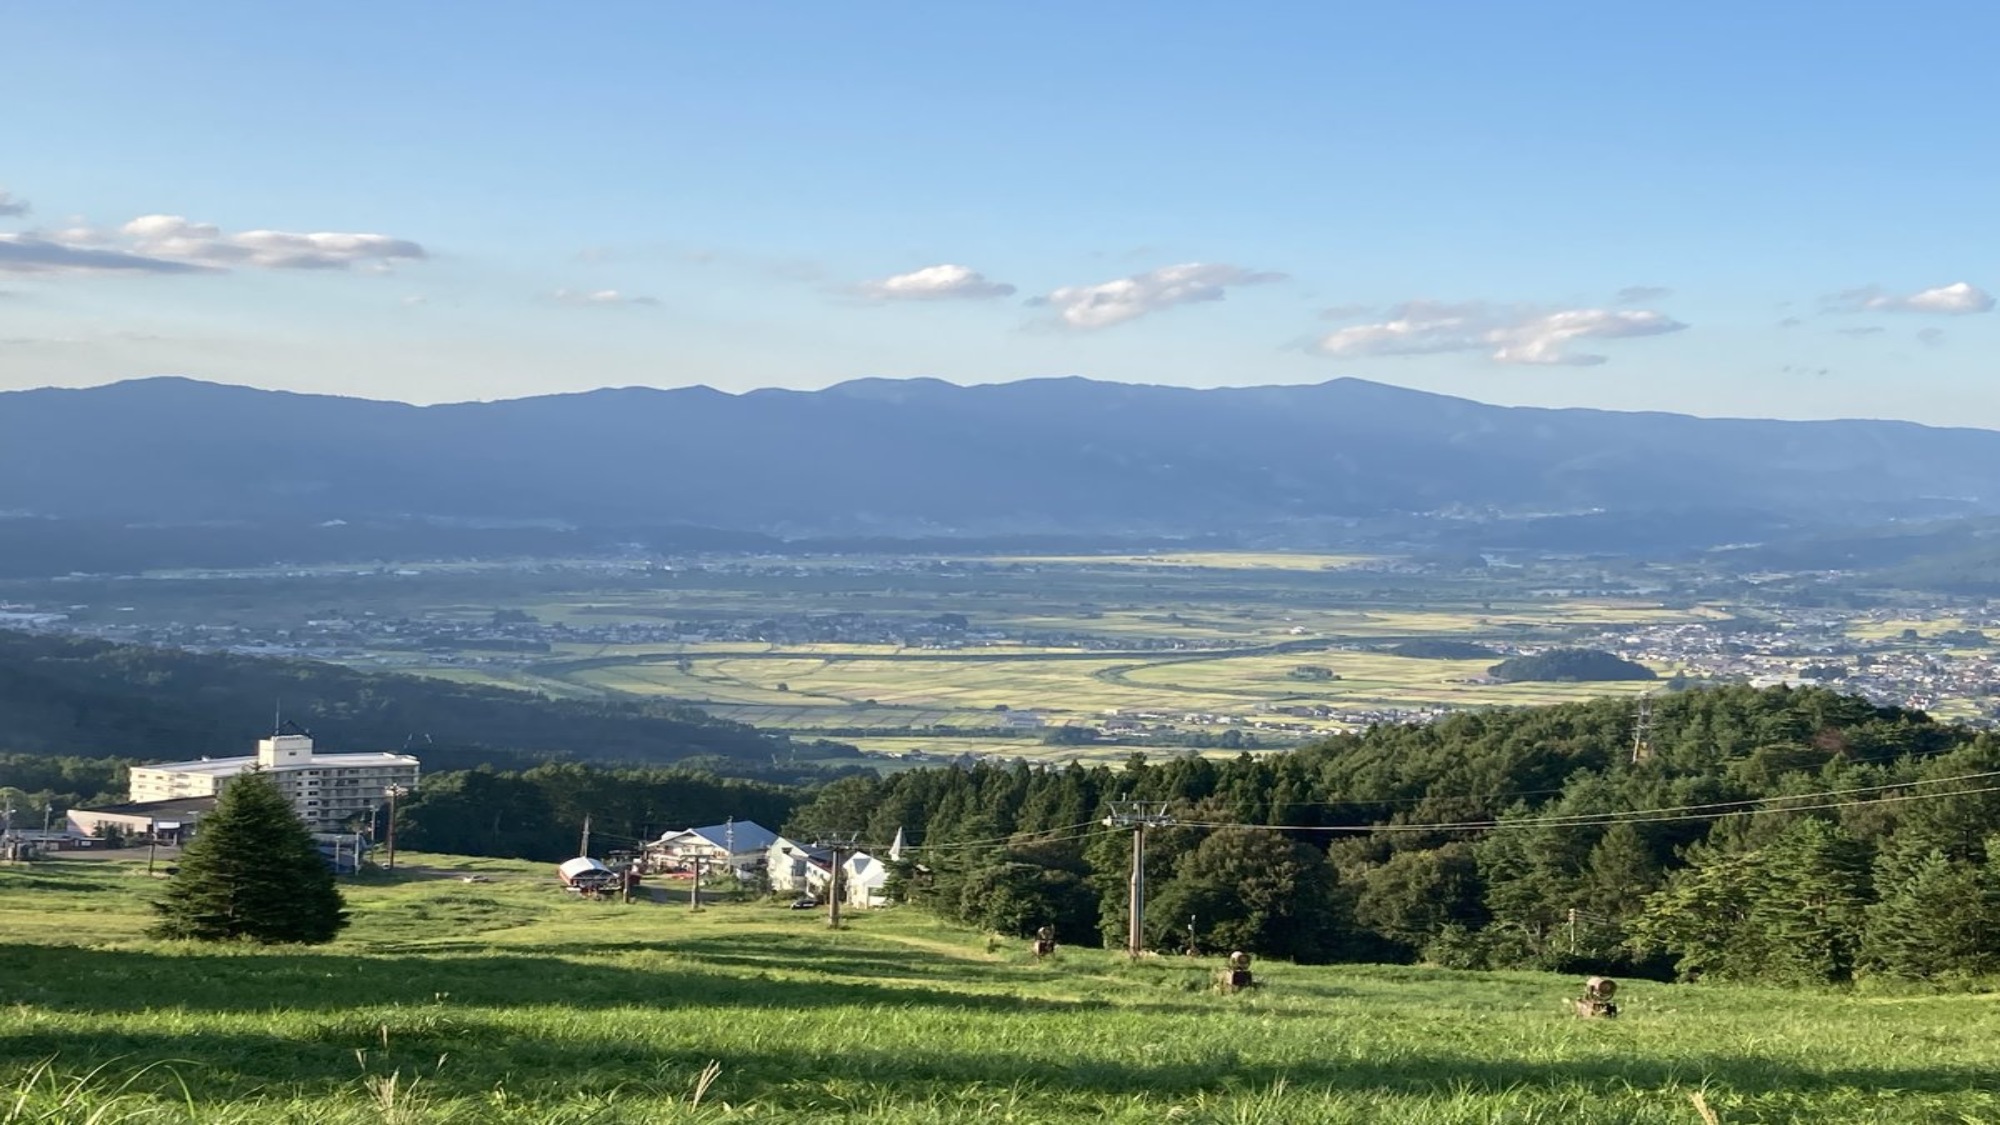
[3,375,1997,537]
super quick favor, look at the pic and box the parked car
[788,897,818,910]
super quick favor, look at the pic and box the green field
[14,552,1757,759]
[542,635,1669,740]
[4,854,1998,1123]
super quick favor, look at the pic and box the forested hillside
[0,630,859,807]
[1487,648,1658,682]
[789,685,2000,983]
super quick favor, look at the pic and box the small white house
[803,849,892,909]
[765,835,828,894]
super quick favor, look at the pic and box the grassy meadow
[4,854,1999,1123]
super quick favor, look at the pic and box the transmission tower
[1631,694,1655,764]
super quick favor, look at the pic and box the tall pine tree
[151,773,349,944]
[1861,848,2000,979]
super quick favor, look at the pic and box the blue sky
[3,2,1997,424]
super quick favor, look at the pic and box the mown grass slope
[2,853,1997,1123]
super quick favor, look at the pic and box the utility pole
[1103,801,1173,957]
[383,785,404,873]
[690,855,703,912]
[815,833,857,929]
[1568,907,1579,954]
[579,814,592,859]
[147,832,159,877]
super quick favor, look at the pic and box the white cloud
[551,288,658,307]
[854,263,1015,301]
[1826,281,1994,315]
[120,215,426,270]
[1038,262,1285,329]
[0,205,426,276]
[1313,300,1687,367]
[0,190,28,217]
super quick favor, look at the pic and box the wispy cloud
[0,235,208,275]
[0,202,427,276]
[1824,281,1994,316]
[1917,326,1946,347]
[0,190,28,218]
[1035,262,1285,329]
[853,263,1015,301]
[550,288,659,307]
[118,215,426,271]
[1312,299,1687,367]
[1834,326,1885,338]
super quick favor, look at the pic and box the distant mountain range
[3,375,1998,548]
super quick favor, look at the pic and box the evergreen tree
[1146,827,1344,961]
[1352,842,1485,951]
[150,773,348,944]
[1753,818,1871,983]
[1629,843,1765,981]
[1861,848,2000,979]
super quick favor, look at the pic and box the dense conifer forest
[785,685,2000,983]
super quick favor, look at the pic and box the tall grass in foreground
[4,855,1999,1123]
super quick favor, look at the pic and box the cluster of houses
[627,819,895,909]
[35,726,898,903]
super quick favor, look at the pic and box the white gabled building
[127,729,420,834]
[766,834,827,894]
[763,836,893,907]
[643,819,780,879]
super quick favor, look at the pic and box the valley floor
[2,854,1997,1123]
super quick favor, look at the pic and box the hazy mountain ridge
[4,375,1998,539]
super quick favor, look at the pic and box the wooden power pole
[1103,801,1173,957]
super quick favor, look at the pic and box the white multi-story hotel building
[128,730,420,833]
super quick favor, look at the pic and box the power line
[1174,769,2000,836]
[1234,743,1966,814]
[884,819,1105,855]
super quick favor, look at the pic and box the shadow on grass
[0,943,1083,1017]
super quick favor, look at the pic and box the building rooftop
[78,796,218,819]
[652,820,780,855]
[137,751,421,777]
